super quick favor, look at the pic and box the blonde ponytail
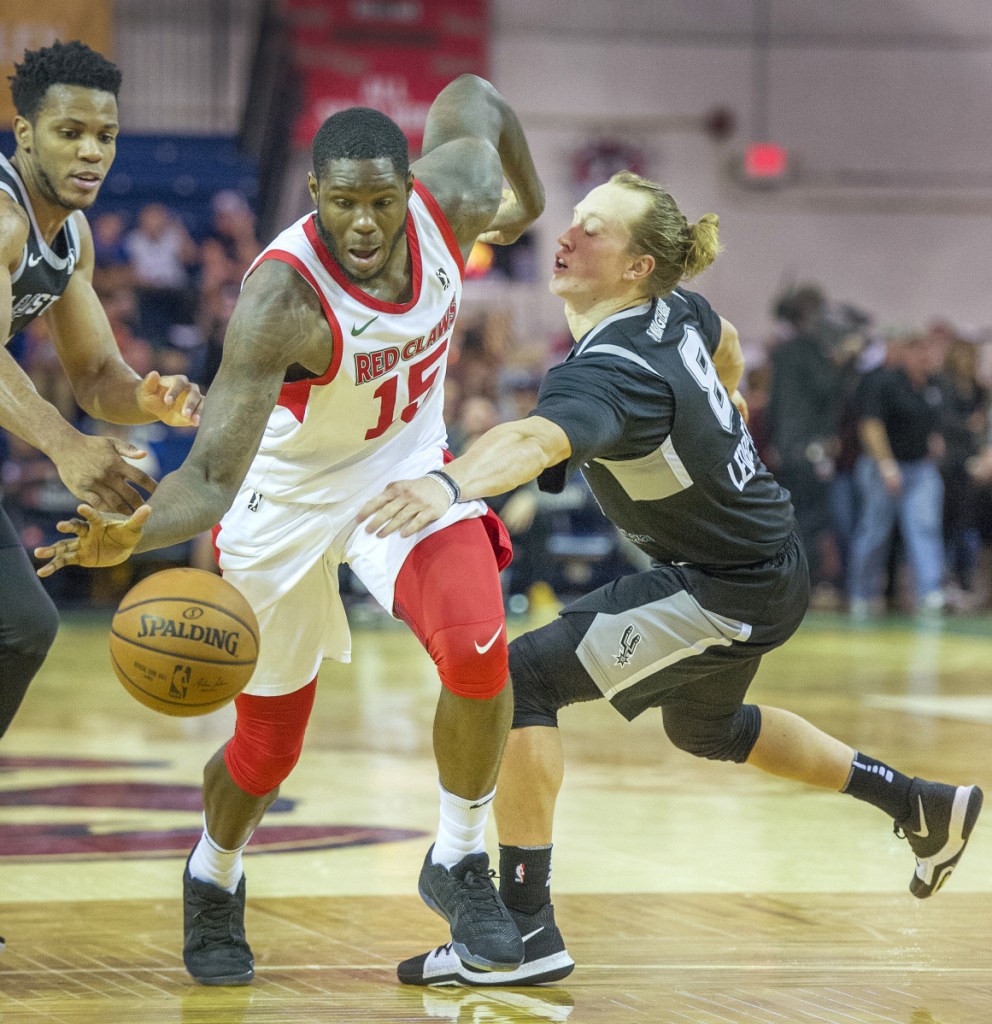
[682,214,722,280]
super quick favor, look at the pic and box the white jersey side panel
[242,184,463,504]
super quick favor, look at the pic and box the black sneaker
[895,779,984,898]
[418,845,524,971]
[398,903,574,986]
[182,857,254,985]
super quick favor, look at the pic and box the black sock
[842,752,913,821]
[498,843,552,915]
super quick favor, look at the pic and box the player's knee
[662,703,761,763]
[224,682,317,796]
[508,636,561,729]
[431,617,508,699]
[3,585,59,663]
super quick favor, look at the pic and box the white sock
[187,818,248,893]
[431,782,494,868]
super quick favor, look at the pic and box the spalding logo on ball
[110,568,260,717]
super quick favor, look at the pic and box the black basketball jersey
[1,153,81,342]
[534,288,795,568]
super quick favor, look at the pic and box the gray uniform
[1,153,81,342]
[511,290,808,761]
[0,152,68,737]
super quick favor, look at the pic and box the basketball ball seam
[108,631,257,667]
[113,596,259,642]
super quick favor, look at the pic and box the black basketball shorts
[510,532,810,723]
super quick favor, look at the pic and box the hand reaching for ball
[34,503,151,577]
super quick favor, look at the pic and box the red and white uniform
[243,182,461,504]
[215,183,494,696]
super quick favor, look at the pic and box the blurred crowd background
[4,0,992,623]
[7,199,992,623]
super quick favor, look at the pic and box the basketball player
[357,172,984,986]
[0,39,203,956]
[35,75,544,984]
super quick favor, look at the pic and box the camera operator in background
[767,284,867,608]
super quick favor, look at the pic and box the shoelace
[458,867,506,919]
[191,893,245,948]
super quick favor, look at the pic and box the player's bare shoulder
[413,143,502,252]
[230,258,334,376]
[0,191,30,270]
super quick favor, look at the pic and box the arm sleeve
[531,355,675,493]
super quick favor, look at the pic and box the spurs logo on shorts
[615,624,642,667]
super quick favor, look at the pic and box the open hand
[34,503,151,577]
[138,370,204,427]
[357,476,452,538]
[55,434,157,513]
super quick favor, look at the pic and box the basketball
[109,568,260,717]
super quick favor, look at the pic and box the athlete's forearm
[73,356,155,425]
[444,418,569,501]
[0,347,81,455]
[134,469,235,554]
[490,94,545,221]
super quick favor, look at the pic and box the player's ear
[624,253,654,282]
[307,171,319,205]
[13,115,33,153]
[406,171,415,198]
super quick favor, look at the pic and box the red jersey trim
[413,180,465,280]
[303,213,423,314]
[250,250,344,424]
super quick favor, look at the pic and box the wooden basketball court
[1,605,990,1023]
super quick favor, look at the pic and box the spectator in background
[90,210,133,294]
[936,333,988,605]
[199,282,239,389]
[126,202,198,345]
[207,189,260,280]
[767,284,865,608]
[101,286,154,379]
[447,394,501,458]
[848,331,947,617]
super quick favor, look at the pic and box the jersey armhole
[412,180,466,280]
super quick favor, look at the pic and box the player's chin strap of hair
[425,469,461,508]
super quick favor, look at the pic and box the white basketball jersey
[242,182,464,503]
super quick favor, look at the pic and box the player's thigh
[389,517,508,698]
[231,554,347,697]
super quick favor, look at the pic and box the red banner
[286,0,488,152]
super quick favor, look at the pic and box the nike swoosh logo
[521,927,544,944]
[351,315,378,336]
[27,253,44,267]
[474,627,503,654]
[913,795,930,838]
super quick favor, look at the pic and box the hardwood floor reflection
[1,609,990,1023]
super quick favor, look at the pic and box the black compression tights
[0,513,59,739]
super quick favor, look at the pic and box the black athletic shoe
[0,934,5,954]
[895,779,984,898]
[418,845,524,972]
[398,903,574,986]
[182,859,254,985]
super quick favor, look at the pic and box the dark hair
[312,107,409,181]
[9,40,122,122]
